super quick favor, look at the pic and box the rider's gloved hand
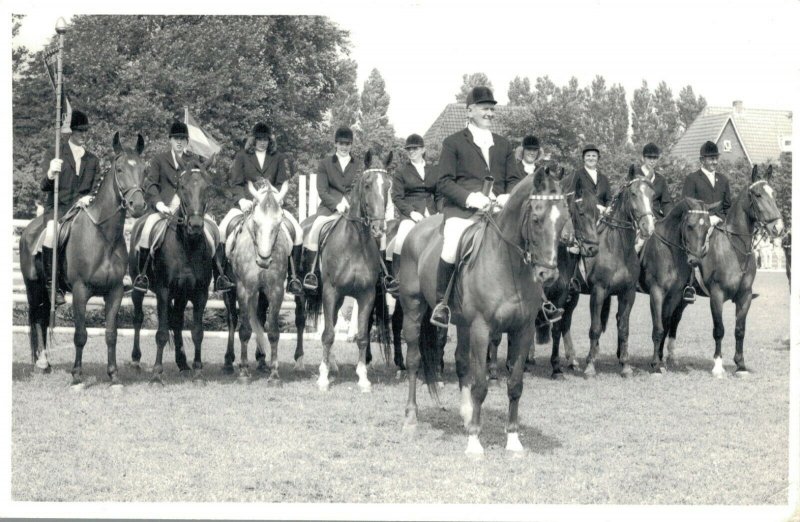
[335,198,350,214]
[239,198,253,212]
[75,195,92,208]
[496,194,510,207]
[155,201,172,214]
[47,158,63,180]
[466,192,492,210]
[409,211,424,223]
[709,215,722,227]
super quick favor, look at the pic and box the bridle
[654,208,709,259]
[84,151,146,227]
[172,168,208,230]
[565,192,599,255]
[717,178,782,257]
[345,168,389,229]
[600,177,655,235]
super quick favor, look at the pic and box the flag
[184,107,221,158]
[42,45,72,134]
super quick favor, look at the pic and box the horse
[129,155,216,384]
[301,149,393,392]
[398,166,569,455]
[638,198,710,373]
[782,229,791,283]
[562,166,656,378]
[220,181,298,382]
[671,165,784,377]
[18,132,148,386]
[524,171,600,380]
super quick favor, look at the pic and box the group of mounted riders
[34,86,734,324]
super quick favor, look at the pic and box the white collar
[701,167,716,179]
[68,140,85,156]
[522,160,536,174]
[467,122,493,145]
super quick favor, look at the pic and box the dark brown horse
[528,172,600,379]
[19,132,148,386]
[220,182,298,382]
[129,156,215,383]
[638,198,710,373]
[672,165,784,377]
[398,167,569,455]
[301,150,393,392]
[565,167,656,378]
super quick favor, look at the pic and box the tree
[676,85,707,135]
[507,76,532,106]
[631,80,658,147]
[12,15,354,219]
[455,72,493,103]
[651,81,681,148]
[356,68,397,158]
[329,58,360,131]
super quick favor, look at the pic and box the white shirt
[522,160,536,175]
[336,153,351,171]
[468,122,493,165]
[255,150,267,170]
[701,167,716,187]
[68,141,85,176]
[411,159,426,180]
[171,150,183,170]
[585,167,598,185]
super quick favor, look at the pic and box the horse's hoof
[256,364,269,374]
[110,383,124,393]
[34,364,52,375]
[649,369,664,378]
[505,433,525,454]
[267,376,282,387]
[237,374,250,384]
[488,377,500,388]
[584,365,596,378]
[222,365,235,376]
[70,381,85,391]
[465,435,485,457]
[621,366,633,378]
[568,360,581,371]
[294,357,305,373]
[318,381,330,392]
[358,382,372,393]
[395,370,407,380]
[179,369,192,378]
[402,421,417,434]
[551,371,565,381]
[150,374,164,386]
[129,362,142,373]
[734,370,750,379]
[712,370,726,379]
[436,381,445,390]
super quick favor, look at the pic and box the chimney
[732,100,744,114]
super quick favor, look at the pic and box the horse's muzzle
[687,255,701,267]
[187,215,205,235]
[534,266,559,285]
[127,197,148,219]
[581,243,599,257]
[768,219,785,237]
[370,221,384,239]
[256,255,272,269]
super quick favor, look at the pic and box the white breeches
[393,219,417,257]
[40,219,56,250]
[305,214,342,252]
[220,207,302,248]
[137,210,217,254]
[441,217,475,264]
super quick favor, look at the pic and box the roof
[670,104,792,165]
[423,104,523,147]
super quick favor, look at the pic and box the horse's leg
[222,286,238,374]
[255,292,268,372]
[710,288,727,378]
[151,287,170,385]
[170,297,191,374]
[355,291,377,393]
[237,286,254,381]
[665,301,687,368]
[465,318,491,456]
[402,299,423,430]
[70,282,90,388]
[550,313,565,379]
[392,300,406,375]
[103,285,125,387]
[264,288,283,384]
[584,287,607,378]
[27,282,50,371]
[293,294,306,373]
[131,286,145,372]
[648,287,665,373]
[454,324,470,406]
[505,324,535,454]
[486,334,499,384]
[733,292,753,376]
[616,288,636,378]
[190,290,207,382]
[317,286,341,391]
[562,293,580,371]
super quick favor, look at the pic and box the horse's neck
[726,193,755,236]
[485,206,525,270]
[603,194,636,246]
[657,208,684,243]
[88,170,126,237]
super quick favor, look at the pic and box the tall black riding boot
[430,259,455,328]
[213,244,235,292]
[303,250,320,291]
[132,247,152,293]
[287,245,304,295]
[41,247,65,306]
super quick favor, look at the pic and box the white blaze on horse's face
[548,203,562,266]
[252,190,282,264]
[636,181,656,236]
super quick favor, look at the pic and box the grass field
[10,272,793,507]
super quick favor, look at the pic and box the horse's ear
[364,150,373,168]
[202,154,217,170]
[533,167,547,192]
[112,132,122,155]
[766,164,773,180]
[135,134,145,155]
[556,167,565,181]
[628,164,636,180]
[751,164,759,182]
[384,150,393,168]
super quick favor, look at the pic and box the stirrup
[569,277,581,293]
[215,274,235,292]
[383,274,400,297]
[287,277,304,296]
[303,272,319,291]
[47,285,66,307]
[541,300,563,324]
[682,286,696,304]
[430,302,450,328]
[133,274,150,293]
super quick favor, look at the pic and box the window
[722,140,732,152]
[779,136,792,152]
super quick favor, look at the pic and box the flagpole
[49,17,67,347]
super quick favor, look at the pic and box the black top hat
[404,134,425,149]
[700,141,719,157]
[582,144,600,157]
[465,86,497,107]
[334,127,353,143]
[642,142,661,157]
[69,111,89,131]
[169,122,189,139]
[522,135,540,150]
[252,123,272,140]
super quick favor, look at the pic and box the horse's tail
[418,307,442,402]
[371,282,392,364]
[535,312,552,344]
[600,296,612,333]
[304,285,323,328]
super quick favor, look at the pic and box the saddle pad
[318,215,343,252]
[456,217,487,271]
[385,237,396,260]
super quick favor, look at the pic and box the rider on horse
[218,123,304,296]
[632,142,673,253]
[571,143,612,215]
[303,126,371,291]
[516,135,542,178]
[680,140,732,302]
[389,133,440,266]
[39,110,100,306]
[430,86,523,327]
[132,121,234,293]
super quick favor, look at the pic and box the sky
[10,0,799,139]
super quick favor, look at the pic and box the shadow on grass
[418,405,563,454]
